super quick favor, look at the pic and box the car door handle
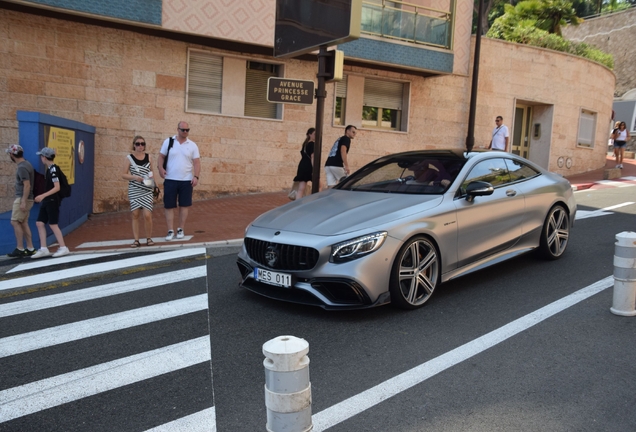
[506,189,517,197]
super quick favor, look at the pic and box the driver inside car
[407,159,452,187]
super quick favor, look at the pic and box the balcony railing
[361,0,453,49]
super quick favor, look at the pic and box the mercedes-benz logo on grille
[265,244,279,267]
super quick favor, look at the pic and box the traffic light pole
[312,45,328,194]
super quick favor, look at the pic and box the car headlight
[330,231,388,263]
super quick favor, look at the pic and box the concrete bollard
[263,335,312,432]
[611,231,636,316]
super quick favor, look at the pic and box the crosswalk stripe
[0,266,206,318]
[0,336,211,422]
[77,236,193,248]
[0,248,206,291]
[7,252,121,274]
[144,407,216,432]
[0,294,208,358]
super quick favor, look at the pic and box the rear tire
[390,236,440,310]
[538,205,569,260]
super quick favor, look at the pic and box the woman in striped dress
[122,135,155,247]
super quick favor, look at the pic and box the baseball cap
[36,147,56,158]
[5,144,23,155]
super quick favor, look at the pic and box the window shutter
[363,78,403,110]
[336,75,348,98]
[187,51,222,113]
[245,68,278,119]
[578,110,595,147]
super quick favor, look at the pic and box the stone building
[0,0,615,214]
[563,7,636,143]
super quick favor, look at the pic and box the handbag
[288,181,299,200]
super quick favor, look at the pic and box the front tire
[390,236,440,310]
[538,205,570,260]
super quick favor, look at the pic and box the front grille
[244,238,319,271]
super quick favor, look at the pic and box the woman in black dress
[293,128,315,199]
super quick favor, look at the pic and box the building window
[186,49,282,119]
[577,109,596,148]
[186,50,222,114]
[362,78,404,130]
[334,75,347,126]
[245,61,280,119]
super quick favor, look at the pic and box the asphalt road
[208,185,636,431]
[1,186,635,432]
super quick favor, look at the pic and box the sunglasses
[179,128,190,132]
[134,142,146,146]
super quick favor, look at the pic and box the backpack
[53,165,72,200]
[33,170,47,197]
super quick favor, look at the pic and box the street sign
[274,0,362,58]
[267,78,315,105]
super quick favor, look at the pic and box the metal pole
[312,46,328,194]
[465,0,485,152]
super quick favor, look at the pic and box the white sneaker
[165,230,175,241]
[31,247,51,259]
[52,246,70,258]
[176,228,184,239]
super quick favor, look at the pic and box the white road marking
[77,236,193,249]
[144,407,216,432]
[0,294,208,358]
[575,202,635,220]
[8,253,121,273]
[0,266,206,318]
[0,248,206,292]
[596,180,636,187]
[311,276,614,431]
[0,336,211,422]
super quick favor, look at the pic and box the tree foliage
[486,0,614,68]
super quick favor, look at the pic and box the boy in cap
[32,147,69,258]
[6,144,36,257]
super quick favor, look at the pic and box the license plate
[254,268,292,288]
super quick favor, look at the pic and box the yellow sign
[46,126,75,184]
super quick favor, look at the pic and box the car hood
[251,190,443,236]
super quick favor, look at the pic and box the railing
[361,0,453,49]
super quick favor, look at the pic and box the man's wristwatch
[194,176,199,179]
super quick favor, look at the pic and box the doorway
[512,105,532,158]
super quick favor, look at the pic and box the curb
[572,183,595,191]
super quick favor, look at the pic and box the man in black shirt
[325,125,356,187]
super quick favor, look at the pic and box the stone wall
[0,10,615,213]
[562,7,636,98]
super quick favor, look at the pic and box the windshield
[337,154,465,195]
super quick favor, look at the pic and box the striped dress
[127,154,154,211]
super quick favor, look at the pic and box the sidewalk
[47,154,636,253]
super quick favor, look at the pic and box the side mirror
[465,181,494,202]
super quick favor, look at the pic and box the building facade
[0,0,615,213]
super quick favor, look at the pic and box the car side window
[504,159,540,182]
[460,158,511,193]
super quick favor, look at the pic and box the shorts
[11,197,34,223]
[325,166,347,187]
[614,141,627,148]
[163,179,193,209]
[37,198,60,225]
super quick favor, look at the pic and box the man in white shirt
[488,116,509,152]
[157,121,201,241]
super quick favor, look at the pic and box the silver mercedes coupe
[236,150,576,310]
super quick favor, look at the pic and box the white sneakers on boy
[31,248,52,259]
[52,246,70,258]
[166,230,175,241]
[176,228,185,239]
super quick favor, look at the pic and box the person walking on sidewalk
[157,121,201,241]
[325,125,356,187]
[122,135,155,248]
[32,147,69,258]
[488,116,509,152]
[6,144,36,258]
[292,127,315,199]
[612,121,631,169]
